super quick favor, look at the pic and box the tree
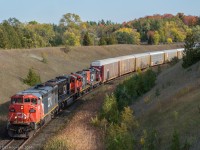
[167,38,173,44]
[153,31,160,45]
[101,94,119,123]
[59,13,81,27]
[63,29,81,46]
[23,68,41,86]
[147,30,154,44]
[182,32,200,68]
[99,36,107,45]
[115,28,140,44]
[192,25,200,42]
[0,27,9,48]
[82,32,92,46]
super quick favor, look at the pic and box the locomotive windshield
[11,98,23,104]
[11,97,37,104]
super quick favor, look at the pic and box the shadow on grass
[0,101,9,139]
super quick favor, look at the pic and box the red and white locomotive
[7,48,184,138]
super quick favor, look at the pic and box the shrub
[101,94,119,123]
[155,88,160,97]
[41,52,48,63]
[90,115,100,127]
[106,123,135,150]
[170,57,179,66]
[171,130,180,150]
[23,68,41,86]
[142,129,161,150]
[120,107,138,131]
[115,69,156,111]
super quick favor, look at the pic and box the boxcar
[91,58,119,82]
[133,53,150,70]
[149,51,165,66]
[164,49,178,62]
[177,48,184,59]
[115,55,135,76]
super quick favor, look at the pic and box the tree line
[0,13,200,49]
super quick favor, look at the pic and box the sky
[0,0,199,24]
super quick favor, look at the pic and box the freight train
[7,48,184,138]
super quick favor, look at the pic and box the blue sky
[0,0,199,24]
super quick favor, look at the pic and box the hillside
[0,44,182,104]
[132,60,200,149]
[0,44,182,139]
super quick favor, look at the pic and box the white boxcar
[164,49,178,62]
[149,51,165,66]
[91,58,120,82]
[133,53,150,70]
[177,48,184,59]
[115,55,135,76]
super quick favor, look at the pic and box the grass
[140,88,200,148]
[43,136,70,150]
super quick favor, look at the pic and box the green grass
[138,87,200,149]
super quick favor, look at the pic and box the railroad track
[0,138,28,150]
[0,67,151,149]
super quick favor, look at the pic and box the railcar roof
[164,49,177,53]
[177,48,184,51]
[114,55,135,60]
[133,52,150,57]
[91,58,120,66]
[149,51,164,55]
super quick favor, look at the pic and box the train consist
[7,48,184,138]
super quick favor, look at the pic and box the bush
[101,94,119,123]
[120,107,138,131]
[171,130,180,150]
[115,69,156,111]
[23,68,41,86]
[106,123,135,150]
[41,52,48,63]
[141,129,161,150]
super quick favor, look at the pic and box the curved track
[0,138,28,150]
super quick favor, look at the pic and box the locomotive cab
[7,94,43,138]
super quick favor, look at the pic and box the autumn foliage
[0,13,200,49]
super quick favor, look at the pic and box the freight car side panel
[135,54,150,70]
[103,62,119,82]
[177,48,184,59]
[164,50,178,62]
[119,57,135,75]
[150,52,164,66]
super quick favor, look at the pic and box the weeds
[41,52,48,63]
[155,88,160,97]
[91,115,100,127]
[43,136,69,150]
[144,95,152,104]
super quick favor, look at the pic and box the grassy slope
[0,44,182,104]
[132,61,200,149]
[0,44,182,138]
